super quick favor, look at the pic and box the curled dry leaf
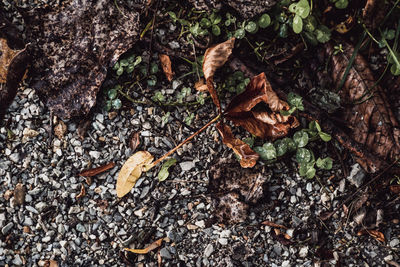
[159,54,174,82]
[203,38,235,111]
[327,42,400,172]
[216,122,259,168]
[79,162,116,177]
[129,131,140,151]
[357,229,385,243]
[225,72,299,140]
[194,78,208,92]
[125,237,164,254]
[76,183,86,200]
[116,151,154,198]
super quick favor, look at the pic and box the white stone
[204,244,214,257]
[299,246,308,257]
[180,161,195,171]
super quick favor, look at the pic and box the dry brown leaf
[159,54,174,82]
[357,229,385,243]
[216,122,259,168]
[225,72,299,139]
[203,38,235,111]
[76,183,86,200]
[194,78,208,92]
[129,131,140,151]
[54,120,67,140]
[125,237,164,254]
[390,185,400,194]
[79,162,116,177]
[116,151,154,197]
[261,221,288,229]
[327,42,400,172]
[13,183,25,206]
[0,38,19,83]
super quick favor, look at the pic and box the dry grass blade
[125,237,164,254]
[79,162,116,177]
[216,121,259,168]
[261,220,288,229]
[116,151,154,198]
[225,72,299,140]
[203,38,235,111]
[159,54,174,81]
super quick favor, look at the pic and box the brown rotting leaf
[357,229,385,243]
[326,41,400,172]
[159,54,174,81]
[216,122,259,168]
[225,72,299,140]
[79,162,116,177]
[203,38,235,111]
[129,132,140,152]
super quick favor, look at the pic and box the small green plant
[113,54,142,76]
[157,157,177,181]
[177,87,191,103]
[105,85,123,111]
[184,112,195,125]
[254,120,332,179]
[222,71,250,94]
[330,0,349,9]
[280,92,304,116]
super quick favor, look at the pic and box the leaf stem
[149,114,221,168]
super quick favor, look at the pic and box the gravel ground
[1,85,399,266]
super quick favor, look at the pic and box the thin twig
[150,114,220,168]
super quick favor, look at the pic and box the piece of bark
[21,1,144,119]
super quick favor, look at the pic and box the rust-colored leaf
[390,185,400,194]
[216,122,259,168]
[194,78,208,92]
[129,131,140,152]
[357,229,385,243]
[79,162,116,177]
[125,237,164,254]
[327,42,400,172]
[203,38,235,111]
[159,54,174,82]
[261,221,288,230]
[225,72,299,140]
[76,183,86,200]
[116,151,154,198]
[0,38,19,83]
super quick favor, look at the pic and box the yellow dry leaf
[116,151,154,197]
[125,237,164,254]
[0,38,19,83]
[203,38,235,80]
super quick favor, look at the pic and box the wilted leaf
[159,54,174,81]
[54,120,67,140]
[125,237,164,254]
[129,131,140,152]
[216,122,259,168]
[76,183,86,200]
[79,162,116,177]
[0,38,19,83]
[116,151,154,198]
[327,42,400,172]
[357,229,385,243]
[22,1,142,119]
[194,78,208,92]
[0,39,29,119]
[225,73,299,139]
[157,158,177,182]
[203,38,235,111]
